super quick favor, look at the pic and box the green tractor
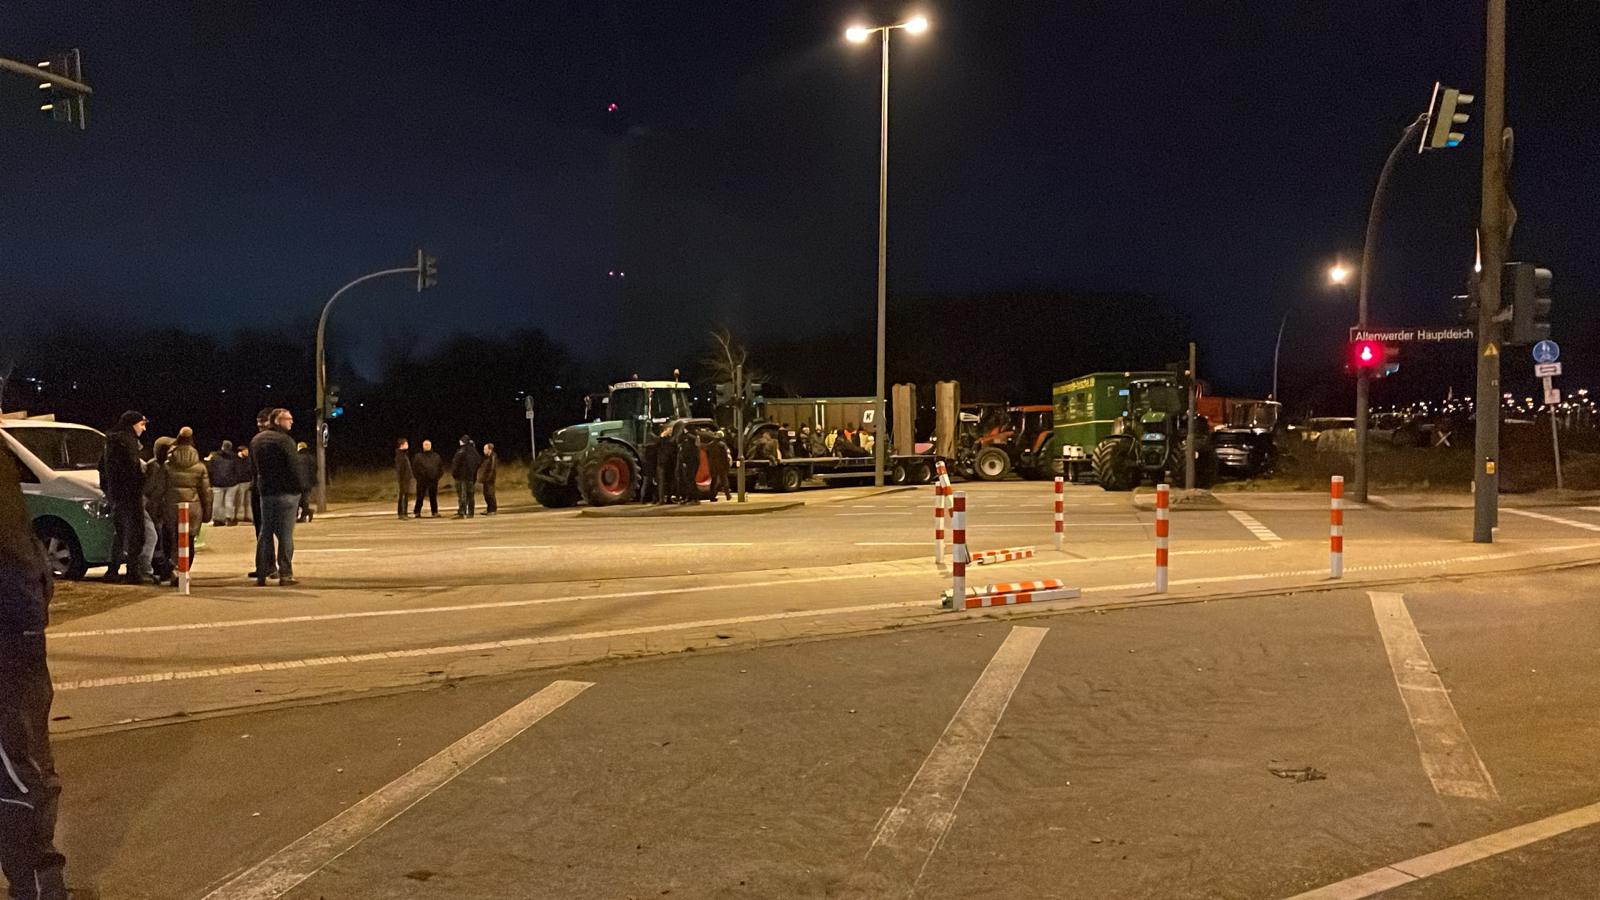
[1088,375,1218,491]
[529,379,705,507]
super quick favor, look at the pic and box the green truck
[1052,372,1217,490]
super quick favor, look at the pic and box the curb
[1131,489,1225,512]
[579,501,804,518]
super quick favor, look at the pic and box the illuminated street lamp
[844,13,929,486]
[1271,259,1354,403]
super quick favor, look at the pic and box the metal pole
[314,266,417,513]
[526,399,537,462]
[1185,341,1198,490]
[735,363,747,502]
[1474,0,1506,543]
[1272,312,1287,401]
[1355,112,1429,505]
[872,27,890,488]
[1550,408,1565,492]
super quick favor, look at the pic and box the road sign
[1545,387,1562,405]
[1484,343,1499,357]
[1348,326,1475,343]
[1532,340,1560,364]
[1535,362,1562,378]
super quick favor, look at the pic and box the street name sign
[1348,326,1475,343]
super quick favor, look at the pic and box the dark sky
[2,1,1596,396]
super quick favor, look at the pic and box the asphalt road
[48,566,1600,899]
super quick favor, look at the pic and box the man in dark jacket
[247,408,273,538]
[705,430,733,501]
[295,442,316,523]
[675,427,701,505]
[206,440,239,526]
[654,425,677,505]
[395,439,414,519]
[451,436,482,519]
[250,408,304,587]
[98,410,148,583]
[411,439,444,517]
[477,443,499,516]
[1,448,69,899]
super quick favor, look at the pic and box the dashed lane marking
[1503,508,1600,532]
[292,548,372,554]
[1228,510,1283,542]
[1283,799,1600,899]
[466,545,556,551]
[856,542,931,546]
[865,626,1047,889]
[1368,590,1498,802]
[201,680,591,900]
[659,542,754,547]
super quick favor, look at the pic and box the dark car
[1212,427,1278,477]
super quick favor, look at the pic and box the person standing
[206,441,239,526]
[98,410,148,583]
[675,426,701,505]
[707,429,732,501]
[477,442,499,516]
[395,439,414,519]
[250,408,303,587]
[655,425,678,505]
[295,442,316,523]
[411,440,443,518]
[0,450,69,899]
[161,428,212,586]
[451,436,481,519]
[247,408,273,537]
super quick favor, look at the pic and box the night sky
[2,1,1596,397]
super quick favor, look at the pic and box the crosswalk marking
[1227,510,1282,542]
[1505,508,1600,532]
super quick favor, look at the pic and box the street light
[844,13,929,486]
[1328,262,1351,285]
[1272,260,1354,403]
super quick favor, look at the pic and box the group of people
[646,425,733,505]
[97,407,310,589]
[394,436,499,519]
[752,421,876,462]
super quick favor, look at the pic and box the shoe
[100,570,122,582]
[452,514,464,519]
[123,573,145,585]
[279,577,298,587]
[256,577,267,587]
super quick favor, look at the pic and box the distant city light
[607,102,618,112]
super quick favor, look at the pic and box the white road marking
[292,548,372,554]
[1504,508,1600,532]
[1368,591,1498,802]
[856,542,930,546]
[466,545,556,551]
[53,602,931,691]
[867,626,1047,888]
[1284,799,1600,900]
[659,542,754,547]
[838,512,916,517]
[1228,510,1283,542]
[201,680,590,900]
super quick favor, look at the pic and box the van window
[5,427,106,472]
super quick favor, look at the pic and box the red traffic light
[1347,341,1399,377]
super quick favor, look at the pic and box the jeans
[140,512,160,577]
[109,498,145,575]
[0,639,67,900]
[397,484,412,518]
[482,483,497,514]
[255,494,299,580]
[212,484,243,523]
[414,481,438,517]
[456,479,476,517]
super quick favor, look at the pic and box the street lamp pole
[314,263,422,514]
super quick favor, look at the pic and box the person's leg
[484,484,497,515]
[0,646,68,900]
[161,518,178,584]
[137,513,158,581]
[428,482,439,516]
[254,501,277,583]
[455,482,466,518]
[269,495,297,581]
[465,482,476,517]
[413,485,423,518]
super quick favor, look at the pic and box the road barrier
[177,501,192,595]
[1053,475,1065,552]
[972,546,1036,566]
[949,492,969,605]
[957,578,1081,609]
[1330,475,1344,579]
[933,460,950,565]
[1154,483,1170,593]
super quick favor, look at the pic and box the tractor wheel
[579,445,640,506]
[909,459,933,484]
[974,446,1012,481]
[889,461,910,485]
[529,451,581,508]
[1092,436,1139,491]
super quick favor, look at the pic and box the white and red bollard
[934,460,950,565]
[1330,475,1344,579]
[177,501,192,595]
[1154,483,1170,593]
[948,491,969,607]
[1053,475,1065,552]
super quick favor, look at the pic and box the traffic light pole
[1354,112,1429,504]
[313,265,420,513]
[1473,0,1507,543]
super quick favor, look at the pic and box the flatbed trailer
[742,452,938,492]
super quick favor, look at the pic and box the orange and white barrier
[972,546,1036,566]
[177,501,192,595]
[933,460,950,565]
[1053,475,1065,552]
[948,492,969,606]
[1154,483,1170,593]
[956,578,1081,609]
[1330,475,1344,579]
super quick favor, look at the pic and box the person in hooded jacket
[0,447,69,899]
[450,436,482,519]
[161,428,213,586]
[98,410,148,583]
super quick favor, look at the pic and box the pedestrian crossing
[1227,510,1283,542]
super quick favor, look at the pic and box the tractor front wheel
[579,445,640,506]
[530,451,582,508]
[974,446,1012,481]
[1092,436,1139,491]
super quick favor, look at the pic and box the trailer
[742,451,938,492]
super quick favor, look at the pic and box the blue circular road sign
[1532,340,1560,364]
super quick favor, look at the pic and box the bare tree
[701,328,765,386]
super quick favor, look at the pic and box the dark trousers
[0,640,67,900]
[250,486,263,537]
[109,498,144,575]
[482,483,497,514]
[456,480,476,517]
[413,480,439,517]
[255,494,298,580]
[397,484,412,518]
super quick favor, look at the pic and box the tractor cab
[605,381,693,447]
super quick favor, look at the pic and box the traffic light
[714,383,734,406]
[324,385,341,417]
[416,249,438,292]
[1421,81,1473,151]
[1347,341,1398,378]
[37,49,86,129]
[1505,262,1553,345]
